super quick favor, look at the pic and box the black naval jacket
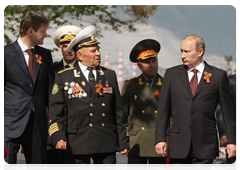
[48,61,129,155]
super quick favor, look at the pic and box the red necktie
[26,49,34,81]
[190,69,198,96]
[26,48,35,112]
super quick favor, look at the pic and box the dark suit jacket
[4,40,55,141]
[49,62,129,155]
[155,61,235,159]
[215,74,236,138]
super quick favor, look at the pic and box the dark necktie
[26,48,35,112]
[65,65,70,68]
[26,49,34,81]
[190,69,198,96]
[87,67,96,90]
[147,79,152,89]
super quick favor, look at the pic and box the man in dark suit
[46,25,82,164]
[215,73,236,163]
[48,25,129,164]
[155,34,236,164]
[121,39,169,164]
[4,11,55,164]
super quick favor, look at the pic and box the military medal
[82,81,86,86]
[103,87,112,94]
[64,82,69,90]
[70,81,75,87]
[72,87,76,94]
[68,87,72,94]
[82,91,87,97]
[79,92,83,98]
[106,81,109,87]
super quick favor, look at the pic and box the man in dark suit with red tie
[4,11,55,164]
[155,35,236,164]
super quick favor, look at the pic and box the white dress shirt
[187,60,205,84]
[78,62,97,81]
[17,38,34,66]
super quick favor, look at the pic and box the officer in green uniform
[121,39,169,164]
[46,25,82,163]
[48,25,129,164]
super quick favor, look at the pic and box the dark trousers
[128,155,166,164]
[67,152,116,164]
[4,111,47,164]
[46,144,67,164]
[170,143,213,164]
[227,154,238,170]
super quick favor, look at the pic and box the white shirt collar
[188,60,205,73]
[78,61,88,72]
[17,37,34,52]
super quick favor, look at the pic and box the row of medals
[64,81,87,99]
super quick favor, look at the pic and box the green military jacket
[121,74,169,157]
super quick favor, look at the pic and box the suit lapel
[136,74,160,109]
[194,61,213,98]
[178,65,192,97]
[33,46,40,85]
[12,41,32,80]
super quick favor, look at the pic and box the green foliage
[4,5,157,48]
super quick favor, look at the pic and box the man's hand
[55,139,67,150]
[227,144,236,158]
[119,149,128,155]
[219,135,227,147]
[155,142,167,157]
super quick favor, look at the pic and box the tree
[4,5,157,50]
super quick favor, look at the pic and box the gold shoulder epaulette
[58,67,74,74]
[100,66,114,71]
[125,76,138,83]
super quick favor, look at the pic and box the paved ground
[17,151,128,164]
[16,153,224,170]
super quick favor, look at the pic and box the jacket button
[142,110,145,113]
[90,103,93,107]
[90,113,93,116]
[89,123,93,127]
[142,127,145,130]
[102,113,105,117]
[102,103,105,106]
[155,110,158,114]
[102,123,105,127]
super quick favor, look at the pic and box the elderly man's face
[137,57,158,79]
[77,44,101,68]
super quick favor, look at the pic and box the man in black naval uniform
[46,25,82,163]
[48,25,129,164]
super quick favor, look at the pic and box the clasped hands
[155,142,236,158]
